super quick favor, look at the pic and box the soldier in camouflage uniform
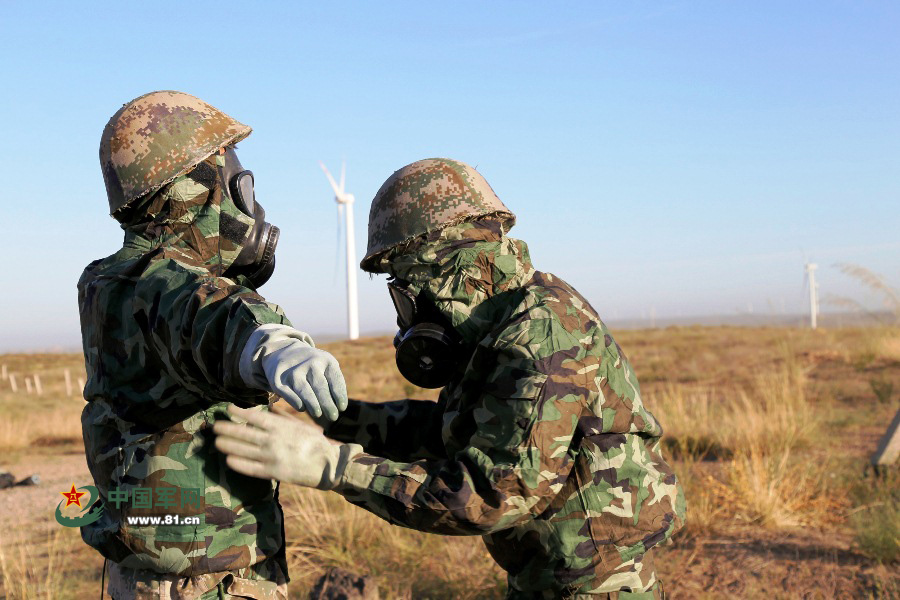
[214,159,685,599]
[81,91,348,600]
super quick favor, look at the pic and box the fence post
[64,369,73,397]
[872,408,900,469]
[25,377,33,394]
[8,374,17,393]
[33,374,43,396]
[0,365,6,380]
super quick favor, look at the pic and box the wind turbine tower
[805,262,819,329]
[320,161,360,340]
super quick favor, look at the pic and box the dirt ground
[1,447,896,599]
[0,452,89,537]
[1,328,898,599]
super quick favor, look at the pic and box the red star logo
[60,483,86,509]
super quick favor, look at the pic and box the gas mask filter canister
[387,279,461,389]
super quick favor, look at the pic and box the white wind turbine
[804,261,819,329]
[320,160,360,340]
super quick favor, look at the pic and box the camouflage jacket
[327,221,685,596]
[78,155,290,580]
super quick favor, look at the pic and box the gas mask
[221,146,280,287]
[387,279,462,389]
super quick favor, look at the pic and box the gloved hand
[213,405,361,489]
[240,324,348,421]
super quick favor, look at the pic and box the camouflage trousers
[107,557,288,600]
[506,554,663,600]
[195,581,283,600]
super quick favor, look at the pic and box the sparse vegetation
[0,527,77,600]
[848,469,900,564]
[0,326,898,598]
[829,264,900,326]
[870,378,895,405]
[282,486,505,599]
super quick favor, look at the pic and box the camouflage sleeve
[335,319,580,535]
[324,399,446,461]
[133,260,291,399]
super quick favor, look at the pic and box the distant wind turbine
[320,160,359,340]
[804,262,819,329]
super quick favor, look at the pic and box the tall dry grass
[878,332,900,362]
[0,529,66,600]
[652,348,814,457]
[0,326,895,598]
[648,343,844,533]
[849,477,900,563]
[0,527,102,600]
[281,486,505,599]
[0,354,86,451]
[829,263,900,325]
[0,406,83,452]
[724,446,837,528]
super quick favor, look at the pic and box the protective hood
[378,219,535,344]
[114,153,257,279]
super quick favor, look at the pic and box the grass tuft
[849,470,900,563]
[723,446,840,528]
[281,485,505,599]
[0,529,66,600]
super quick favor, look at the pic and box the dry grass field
[0,326,897,599]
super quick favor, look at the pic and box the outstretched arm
[130,265,287,398]
[214,318,585,535]
[129,263,346,416]
[323,398,446,461]
[333,358,571,535]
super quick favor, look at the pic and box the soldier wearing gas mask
[214,158,685,599]
[80,91,348,600]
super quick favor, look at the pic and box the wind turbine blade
[319,161,342,196]
[339,160,346,193]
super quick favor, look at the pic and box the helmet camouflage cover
[100,90,252,216]
[360,158,516,272]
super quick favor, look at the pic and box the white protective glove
[213,405,361,489]
[239,324,348,421]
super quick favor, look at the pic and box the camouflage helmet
[100,90,252,216]
[360,158,516,272]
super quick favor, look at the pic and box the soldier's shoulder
[80,257,105,278]
[78,251,124,286]
[505,271,589,325]
[528,270,597,308]
[489,295,578,367]
[78,244,160,285]
[490,270,622,364]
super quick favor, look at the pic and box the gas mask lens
[232,171,255,215]
[220,146,279,288]
[223,147,255,215]
[387,279,418,332]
